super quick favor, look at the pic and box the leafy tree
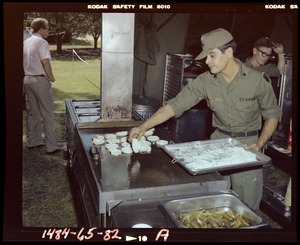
[81,13,102,49]
[91,14,102,49]
[27,12,101,53]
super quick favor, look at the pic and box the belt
[218,128,258,137]
[26,74,45,77]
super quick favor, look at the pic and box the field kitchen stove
[65,98,234,228]
[67,119,229,227]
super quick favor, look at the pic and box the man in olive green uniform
[128,28,282,211]
[244,37,285,78]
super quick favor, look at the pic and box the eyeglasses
[256,48,272,58]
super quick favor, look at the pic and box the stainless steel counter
[72,124,228,227]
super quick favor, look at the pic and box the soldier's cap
[254,37,273,48]
[195,28,233,60]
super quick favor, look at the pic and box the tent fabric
[134,15,160,65]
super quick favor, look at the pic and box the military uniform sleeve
[258,73,282,119]
[166,75,206,118]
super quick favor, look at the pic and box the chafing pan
[162,193,268,228]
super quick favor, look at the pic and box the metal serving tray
[162,138,271,175]
[162,193,268,228]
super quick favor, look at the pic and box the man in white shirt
[23,18,60,155]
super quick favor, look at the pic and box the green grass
[48,38,101,112]
[23,112,78,227]
[51,57,101,112]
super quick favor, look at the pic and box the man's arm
[128,104,175,142]
[246,117,279,151]
[272,42,285,74]
[276,53,286,75]
[41,58,55,82]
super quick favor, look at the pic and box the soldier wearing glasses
[244,37,285,78]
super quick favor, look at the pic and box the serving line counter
[70,122,228,227]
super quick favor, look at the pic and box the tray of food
[162,138,271,175]
[162,193,268,228]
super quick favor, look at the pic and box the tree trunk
[93,37,98,49]
[56,34,64,54]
